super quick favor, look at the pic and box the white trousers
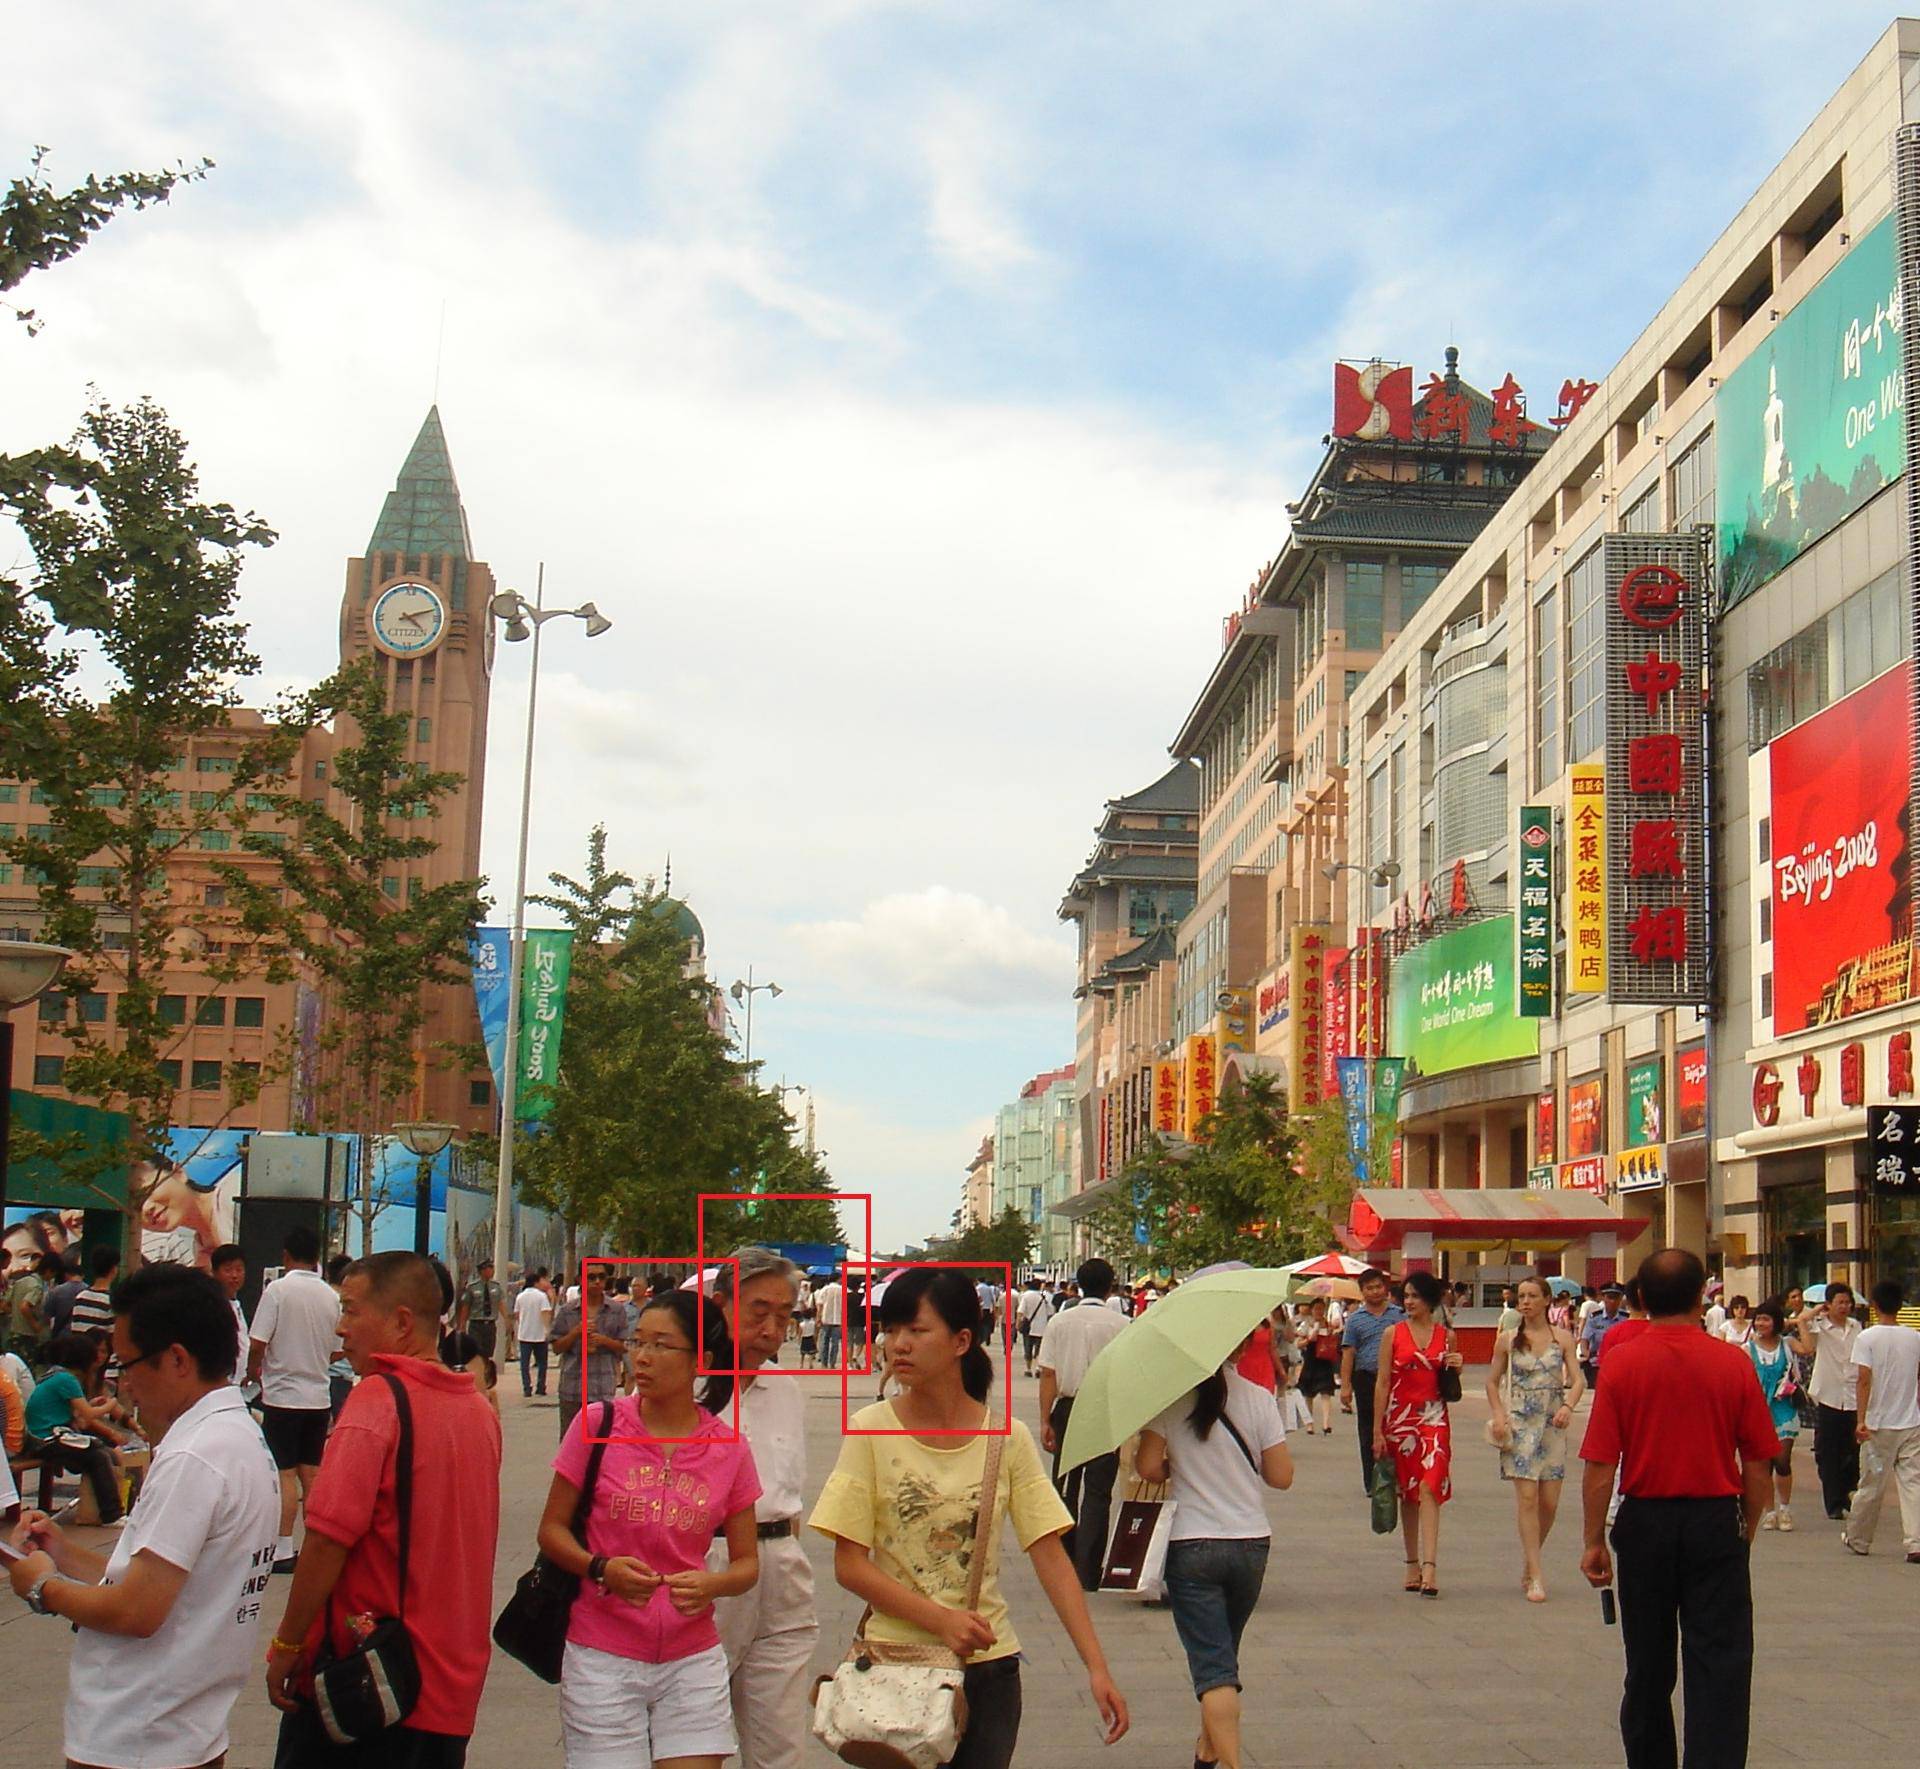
[708,1531,820,1769]
[1848,1423,1920,1554]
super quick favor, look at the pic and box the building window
[382,876,401,900]
[29,787,48,805]
[235,996,265,1028]
[1345,560,1386,651]
[1400,562,1446,619]
[1534,587,1560,786]
[314,761,328,779]
[194,755,237,774]
[1366,760,1390,873]
[190,1059,222,1091]
[1834,566,1908,697]
[1566,544,1606,765]
[89,787,123,807]
[158,1059,182,1089]
[1747,623,1829,750]
[77,991,107,1023]
[0,786,16,803]
[407,877,423,902]
[194,997,226,1027]
[38,992,64,1023]
[1621,484,1661,533]
[469,1078,492,1108]
[233,1060,260,1084]
[74,865,118,889]
[159,993,186,1026]
[33,1055,64,1086]
[204,884,227,907]
[189,791,219,810]
[199,829,232,851]
[416,718,432,744]
[1670,429,1715,531]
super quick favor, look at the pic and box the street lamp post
[0,941,75,1225]
[729,967,782,1068]
[395,1120,457,1256]
[488,569,613,1279]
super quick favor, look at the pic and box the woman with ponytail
[810,1267,1130,1768]
[536,1287,763,1768]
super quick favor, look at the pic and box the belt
[715,1518,801,1540]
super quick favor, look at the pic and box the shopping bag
[1100,1488,1175,1599]
[1281,1387,1311,1434]
[1369,1455,1399,1535]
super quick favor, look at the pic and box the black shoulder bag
[493,1400,614,1684]
[311,1374,422,1745]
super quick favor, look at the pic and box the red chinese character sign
[1333,361,1414,441]
[1603,534,1709,1004]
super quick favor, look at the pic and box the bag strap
[384,1374,415,1617]
[569,1400,616,1543]
[1217,1409,1261,1475]
[962,1429,1005,1613]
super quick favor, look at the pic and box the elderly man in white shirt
[1793,1283,1864,1520]
[709,1247,818,1769]
[1037,1256,1132,1589]
[8,1263,278,1769]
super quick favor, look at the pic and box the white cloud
[921,98,1042,281]
[791,888,1073,1008]
[806,1092,997,1251]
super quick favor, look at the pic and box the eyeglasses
[631,1337,694,1358]
[116,1346,168,1374]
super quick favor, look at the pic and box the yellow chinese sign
[1183,1033,1218,1138]
[1569,763,1607,995]
[1152,1060,1182,1135]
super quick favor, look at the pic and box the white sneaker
[1760,1510,1777,1530]
[1777,1507,1795,1532]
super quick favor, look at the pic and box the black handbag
[492,1400,614,1683]
[310,1375,422,1745]
[1438,1327,1464,1404]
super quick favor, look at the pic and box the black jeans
[944,1655,1022,1769]
[519,1339,548,1395]
[1049,1395,1118,1590]
[1814,1404,1860,1516]
[274,1710,468,1769]
[24,1433,121,1523]
[1611,1496,1752,1769]
[1352,1369,1378,1495]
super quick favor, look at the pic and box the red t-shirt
[1235,1323,1277,1393]
[1603,1317,1653,1357]
[1579,1323,1779,1498]
[301,1354,504,1736]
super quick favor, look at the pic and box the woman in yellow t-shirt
[810,1267,1130,1769]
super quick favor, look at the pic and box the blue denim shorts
[1164,1536,1270,1697]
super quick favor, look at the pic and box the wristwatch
[587,1555,609,1591]
[25,1572,64,1616]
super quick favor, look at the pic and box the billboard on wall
[1387,914,1539,1078]
[1676,1043,1707,1135]
[1768,660,1915,1032]
[1567,1077,1606,1159]
[1717,214,1903,610]
[1625,1058,1664,1148]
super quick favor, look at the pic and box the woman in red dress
[1370,1269,1461,1596]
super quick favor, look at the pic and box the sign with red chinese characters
[1184,1033,1218,1139]
[1603,533,1709,1004]
[1558,1155,1607,1195]
[1676,1043,1707,1136]
[1766,660,1915,1033]
[1535,1089,1557,1164]
[1257,970,1290,1035]
[1152,1060,1181,1137]
[1333,360,1414,440]
[1568,765,1608,994]
[1097,1095,1112,1184]
[1351,928,1388,1057]
[1321,945,1349,1101]
[1289,926,1328,1112]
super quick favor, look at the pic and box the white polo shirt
[249,1268,340,1410]
[64,1385,280,1769]
[1853,1323,1920,1431]
[513,1286,554,1343]
[814,1282,845,1329]
[739,1367,807,1521]
[1036,1298,1130,1397]
[1806,1314,1863,1410]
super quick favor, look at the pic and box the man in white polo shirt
[814,1273,846,1370]
[1842,1277,1920,1559]
[248,1225,341,1571]
[8,1262,279,1769]
[1037,1256,1131,1589]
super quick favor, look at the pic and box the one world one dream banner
[517,928,574,1121]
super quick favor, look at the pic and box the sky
[3,2,1909,1250]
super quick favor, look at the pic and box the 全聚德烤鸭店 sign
[1567,766,1606,994]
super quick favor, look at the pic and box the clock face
[369,581,447,657]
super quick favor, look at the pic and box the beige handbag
[811,1432,1005,1769]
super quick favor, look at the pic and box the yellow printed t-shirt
[808,1402,1071,1663]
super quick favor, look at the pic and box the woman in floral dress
[1485,1273,1585,1602]
[1372,1270,1461,1597]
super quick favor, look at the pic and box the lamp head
[503,618,531,643]
[488,591,524,621]
[730,980,746,1003]
[1372,860,1402,886]
[578,602,613,638]
[1321,863,1343,882]
[394,1119,456,1159]
[768,982,783,999]
[0,940,74,1011]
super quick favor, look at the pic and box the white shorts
[560,1638,737,1766]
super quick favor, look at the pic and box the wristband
[269,1635,304,1654]
[588,1555,609,1590]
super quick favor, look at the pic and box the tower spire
[368,406,472,560]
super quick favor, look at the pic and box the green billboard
[1387,914,1539,1079]
[1717,215,1902,610]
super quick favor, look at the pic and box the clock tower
[335,407,497,1129]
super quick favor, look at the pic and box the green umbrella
[1057,1269,1293,1473]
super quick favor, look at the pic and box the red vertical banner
[1321,946,1350,1100]
[1096,1095,1111,1183]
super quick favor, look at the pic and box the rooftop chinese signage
[1603,533,1708,1005]
[1386,914,1538,1078]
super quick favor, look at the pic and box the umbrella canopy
[1546,1276,1583,1298]
[1804,1283,1830,1304]
[1058,1269,1294,1473]
[1286,1275,1363,1303]
[1188,1260,1252,1280]
[680,1265,727,1292]
[1280,1252,1371,1279]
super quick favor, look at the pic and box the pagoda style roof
[1286,502,1497,548]
[1099,924,1178,978]
[368,406,473,561]
[1105,760,1199,816]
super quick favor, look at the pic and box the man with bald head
[264,1251,503,1768]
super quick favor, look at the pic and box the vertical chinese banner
[1603,533,1708,1004]
[1184,1033,1218,1138]
[1372,1057,1406,1153]
[1096,1095,1112,1183]
[1289,925,1327,1111]
[1517,807,1553,1015]
[516,929,574,1121]
[1152,1061,1181,1136]
[1336,1057,1372,1182]
[1351,929,1388,1055]
[1321,945,1350,1101]
[1567,765,1607,995]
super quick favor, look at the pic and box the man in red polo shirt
[265,1251,503,1767]
[1580,1248,1777,1769]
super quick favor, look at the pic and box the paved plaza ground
[3,1358,1916,1768]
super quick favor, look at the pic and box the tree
[227,656,485,1252]
[943,1206,1035,1271]
[0,397,304,1242]
[1084,1073,1348,1273]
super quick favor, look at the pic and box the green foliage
[0,397,300,1219]
[516,829,840,1258]
[223,656,485,1247]
[941,1205,1035,1271]
[2,148,209,329]
[1085,1073,1348,1272]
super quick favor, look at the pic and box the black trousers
[1049,1394,1119,1590]
[1814,1404,1860,1516]
[274,1710,468,1769]
[1352,1369,1378,1495]
[944,1655,1022,1769]
[24,1433,121,1523]
[1611,1496,1752,1769]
